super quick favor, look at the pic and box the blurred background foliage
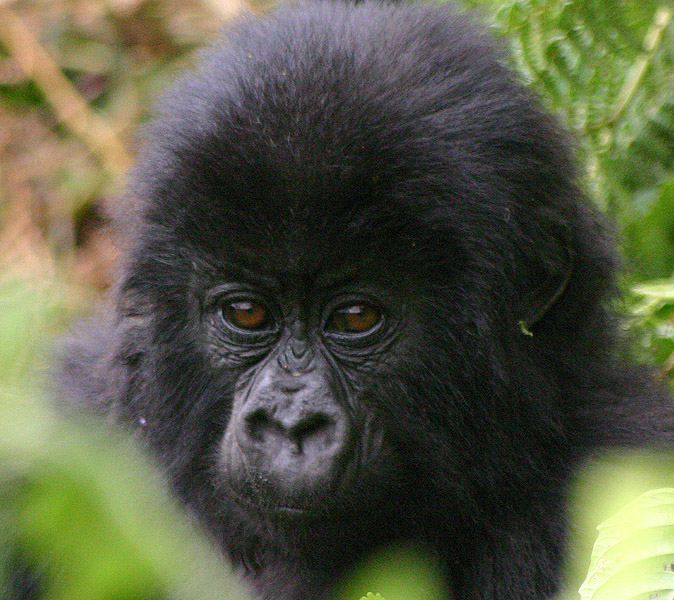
[0,0,673,598]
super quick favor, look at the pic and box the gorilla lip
[269,505,314,520]
[222,476,324,521]
[240,494,321,522]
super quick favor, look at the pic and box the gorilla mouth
[223,477,329,521]
[269,505,315,520]
[243,497,330,526]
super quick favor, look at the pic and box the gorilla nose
[243,408,340,454]
[235,402,350,492]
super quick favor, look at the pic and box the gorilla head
[59,2,674,599]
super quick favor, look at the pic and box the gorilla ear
[518,219,575,334]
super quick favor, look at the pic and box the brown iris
[326,304,381,334]
[223,300,269,331]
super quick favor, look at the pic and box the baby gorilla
[54,1,674,599]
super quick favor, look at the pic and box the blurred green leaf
[579,489,674,600]
[334,545,448,600]
[624,177,674,280]
[0,276,71,388]
[0,277,252,600]
[628,277,674,385]
[561,453,674,600]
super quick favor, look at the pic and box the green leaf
[579,489,674,600]
[624,177,674,279]
[335,545,447,600]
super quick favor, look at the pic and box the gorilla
[44,0,674,599]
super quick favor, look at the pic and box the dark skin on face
[208,265,403,520]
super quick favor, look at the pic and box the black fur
[49,1,674,599]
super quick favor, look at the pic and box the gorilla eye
[222,299,270,331]
[326,304,381,335]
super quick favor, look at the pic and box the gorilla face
[212,276,396,519]
[174,196,438,534]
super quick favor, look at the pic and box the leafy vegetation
[0,276,254,599]
[465,0,674,280]
[579,488,674,600]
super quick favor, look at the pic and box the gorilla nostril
[291,414,330,437]
[244,409,274,442]
[289,414,336,452]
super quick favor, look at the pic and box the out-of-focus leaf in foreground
[334,544,449,600]
[0,276,252,600]
[579,488,674,600]
[1,413,252,600]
